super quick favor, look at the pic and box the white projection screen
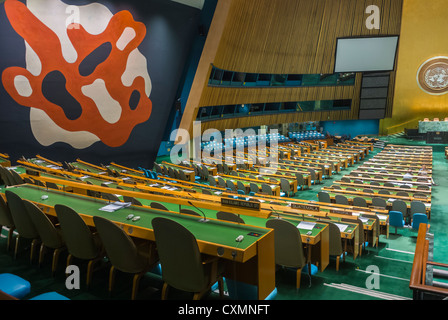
[334,36,399,73]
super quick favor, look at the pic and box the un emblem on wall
[417,56,448,95]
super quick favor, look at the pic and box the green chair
[261,183,273,195]
[101,192,120,202]
[45,182,59,190]
[123,196,142,206]
[353,197,367,208]
[266,218,308,288]
[410,200,426,221]
[5,191,40,261]
[23,200,65,276]
[150,202,169,211]
[93,216,158,300]
[295,173,306,190]
[55,205,104,288]
[280,178,294,197]
[335,194,349,205]
[318,221,344,271]
[151,217,224,300]
[0,195,15,251]
[9,169,24,186]
[392,199,409,224]
[318,191,331,203]
[216,211,245,224]
[0,167,15,186]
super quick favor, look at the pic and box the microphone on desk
[188,200,209,223]
[270,206,281,219]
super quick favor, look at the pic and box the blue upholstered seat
[389,211,405,234]
[0,273,31,299]
[412,213,428,231]
[30,292,70,300]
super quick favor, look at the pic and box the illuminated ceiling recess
[171,0,204,10]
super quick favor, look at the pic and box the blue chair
[30,292,70,300]
[0,273,31,299]
[389,211,405,234]
[412,213,428,231]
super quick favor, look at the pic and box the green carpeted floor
[1,135,446,301]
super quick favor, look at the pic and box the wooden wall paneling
[179,0,403,136]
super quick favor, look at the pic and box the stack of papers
[297,221,315,230]
[99,201,131,212]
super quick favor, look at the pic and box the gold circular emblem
[417,56,448,95]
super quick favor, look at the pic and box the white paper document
[334,223,348,232]
[99,201,131,212]
[297,221,315,230]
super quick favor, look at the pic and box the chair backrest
[389,211,404,228]
[396,191,408,197]
[378,190,390,195]
[93,216,147,274]
[319,221,342,256]
[123,196,142,206]
[236,181,246,193]
[0,168,15,186]
[371,197,387,208]
[208,176,216,187]
[266,219,305,268]
[280,178,291,193]
[9,170,24,185]
[295,173,304,185]
[45,182,59,190]
[250,182,259,194]
[202,189,212,195]
[180,208,201,217]
[335,194,349,205]
[217,177,226,188]
[226,180,236,191]
[318,191,331,203]
[384,182,395,187]
[151,217,208,292]
[363,188,374,194]
[353,197,367,207]
[412,213,428,230]
[391,199,408,218]
[307,169,316,180]
[216,211,245,224]
[410,200,426,217]
[261,183,273,195]
[150,202,169,211]
[179,170,188,181]
[55,204,101,260]
[23,200,64,249]
[0,195,14,227]
[101,193,120,202]
[5,191,39,239]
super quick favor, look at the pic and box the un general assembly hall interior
[1,0,448,305]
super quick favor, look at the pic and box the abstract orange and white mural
[2,0,152,148]
[0,0,200,167]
